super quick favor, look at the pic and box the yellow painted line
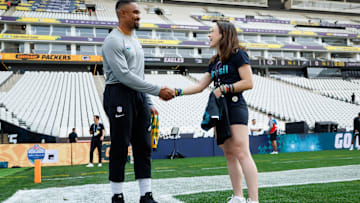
[81,171,107,176]
[43,174,69,178]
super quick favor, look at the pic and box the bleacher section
[16,0,86,14]
[13,10,94,20]
[1,1,360,63]
[244,75,360,130]
[0,71,12,86]
[146,73,211,135]
[272,75,360,104]
[288,0,360,14]
[0,72,109,138]
[0,71,358,137]
[167,0,268,7]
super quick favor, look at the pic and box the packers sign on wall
[0,53,102,63]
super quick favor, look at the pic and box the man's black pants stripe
[104,83,152,182]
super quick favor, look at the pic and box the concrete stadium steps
[271,75,360,105]
[94,75,105,104]
[0,73,22,92]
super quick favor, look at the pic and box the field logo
[27,144,46,164]
[334,133,357,149]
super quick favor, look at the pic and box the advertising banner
[250,132,359,154]
[0,53,102,62]
[0,132,357,167]
[0,33,60,41]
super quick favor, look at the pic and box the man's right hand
[159,86,174,101]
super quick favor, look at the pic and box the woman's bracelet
[215,84,236,94]
[175,88,183,97]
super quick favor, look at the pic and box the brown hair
[209,21,246,64]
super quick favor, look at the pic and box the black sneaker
[112,193,124,203]
[140,192,158,203]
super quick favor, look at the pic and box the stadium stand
[352,79,360,85]
[13,10,95,20]
[244,75,360,130]
[167,0,268,7]
[0,71,12,86]
[0,72,109,138]
[135,30,152,39]
[287,0,360,14]
[2,1,360,63]
[271,75,360,104]
[157,4,203,26]
[0,0,359,139]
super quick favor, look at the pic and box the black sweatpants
[90,139,102,163]
[103,83,152,182]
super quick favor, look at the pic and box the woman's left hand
[213,87,222,98]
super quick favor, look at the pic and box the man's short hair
[252,119,256,121]
[115,0,135,10]
[268,113,272,116]
[94,115,100,120]
[72,128,76,131]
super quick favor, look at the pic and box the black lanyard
[93,124,98,136]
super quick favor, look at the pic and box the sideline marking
[5,165,360,203]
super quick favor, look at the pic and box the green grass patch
[175,180,360,203]
[0,168,27,177]
[0,150,359,202]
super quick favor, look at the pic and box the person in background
[349,112,360,151]
[86,115,105,167]
[268,113,278,154]
[249,119,262,136]
[67,128,78,143]
[351,92,355,104]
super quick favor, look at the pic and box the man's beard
[134,22,139,30]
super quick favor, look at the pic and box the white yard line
[201,166,227,170]
[5,165,360,203]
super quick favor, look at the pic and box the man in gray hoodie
[102,0,174,202]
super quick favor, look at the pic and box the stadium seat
[0,72,109,138]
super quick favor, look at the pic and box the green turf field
[0,150,359,202]
[175,180,360,203]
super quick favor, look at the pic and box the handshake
[158,86,177,101]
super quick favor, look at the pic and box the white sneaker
[247,198,259,203]
[98,163,102,167]
[227,196,246,203]
[270,151,278,154]
[86,163,94,167]
[349,145,354,151]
